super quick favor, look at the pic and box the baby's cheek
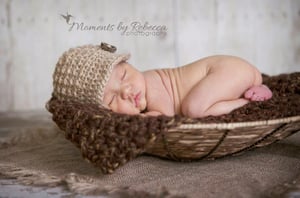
[115,104,137,115]
[115,103,130,114]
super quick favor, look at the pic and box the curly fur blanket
[0,72,299,197]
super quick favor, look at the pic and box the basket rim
[174,115,300,130]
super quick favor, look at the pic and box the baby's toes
[257,96,266,101]
[251,94,265,101]
[265,90,273,100]
[244,89,254,99]
[260,85,273,100]
[251,94,259,101]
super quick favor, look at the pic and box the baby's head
[52,43,147,115]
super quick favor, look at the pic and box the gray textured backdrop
[0,0,300,111]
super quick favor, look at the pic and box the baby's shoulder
[142,69,162,83]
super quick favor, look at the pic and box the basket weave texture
[46,72,300,174]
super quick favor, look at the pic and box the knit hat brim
[51,44,131,107]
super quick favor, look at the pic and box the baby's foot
[244,85,273,101]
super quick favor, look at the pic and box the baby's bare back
[143,56,215,115]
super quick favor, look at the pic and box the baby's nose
[121,84,133,99]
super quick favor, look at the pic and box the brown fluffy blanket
[46,72,300,174]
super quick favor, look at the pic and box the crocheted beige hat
[52,42,130,106]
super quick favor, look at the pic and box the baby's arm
[181,56,266,118]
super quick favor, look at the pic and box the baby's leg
[181,57,262,118]
[202,98,249,116]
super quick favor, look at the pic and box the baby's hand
[141,111,162,117]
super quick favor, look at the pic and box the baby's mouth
[134,92,141,108]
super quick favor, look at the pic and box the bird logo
[61,12,73,24]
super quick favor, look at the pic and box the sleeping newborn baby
[52,43,272,118]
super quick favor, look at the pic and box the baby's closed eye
[121,69,127,80]
[109,95,116,106]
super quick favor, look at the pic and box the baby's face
[103,62,147,115]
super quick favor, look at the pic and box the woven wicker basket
[146,116,300,161]
[47,72,300,173]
